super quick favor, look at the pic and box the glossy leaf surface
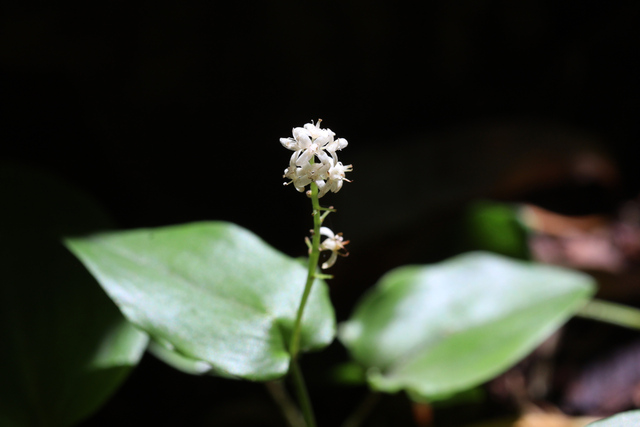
[65,222,335,380]
[339,252,595,398]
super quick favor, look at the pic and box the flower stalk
[290,358,317,427]
[279,119,352,427]
[287,181,322,427]
[289,180,323,360]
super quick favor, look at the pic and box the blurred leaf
[463,200,529,259]
[407,387,485,407]
[465,414,598,427]
[0,163,148,427]
[339,252,595,398]
[327,361,367,386]
[587,410,640,426]
[65,221,335,381]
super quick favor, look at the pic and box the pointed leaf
[339,252,595,398]
[65,222,335,380]
[0,164,148,427]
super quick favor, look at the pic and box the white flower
[279,127,308,151]
[284,159,329,192]
[318,226,350,269]
[303,120,331,142]
[326,137,348,158]
[280,123,331,167]
[317,161,353,198]
[305,120,348,159]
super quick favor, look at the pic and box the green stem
[341,391,381,427]
[290,359,317,427]
[289,181,322,359]
[264,380,305,427]
[287,181,323,427]
[577,298,640,330]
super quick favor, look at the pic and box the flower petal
[280,137,298,151]
[296,148,315,166]
[319,227,335,238]
[322,251,338,269]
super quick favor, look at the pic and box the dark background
[2,1,640,425]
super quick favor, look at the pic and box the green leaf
[587,410,640,426]
[65,221,336,381]
[339,252,595,399]
[0,163,148,427]
[147,339,214,376]
[463,200,529,259]
[326,361,367,386]
[407,387,485,407]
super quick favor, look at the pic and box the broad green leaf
[65,221,336,381]
[0,164,148,427]
[587,411,640,426]
[339,252,595,398]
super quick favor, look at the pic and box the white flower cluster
[280,120,352,197]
